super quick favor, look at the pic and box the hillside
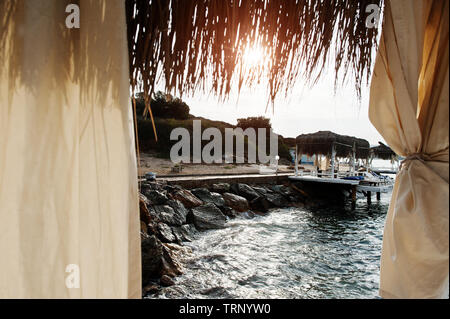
[135,92,294,163]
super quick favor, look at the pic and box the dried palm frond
[126,0,383,113]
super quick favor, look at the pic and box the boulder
[144,189,169,205]
[145,220,159,237]
[249,196,271,213]
[210,192,226,208]
[173,189,203,208]
[160,275,175,287]
[153,205,186,226]
[141,230,150,241]
[191,203,227,230]
[191,188,213,202]
[140,221,148,234]
[157,223,176,243]
[166,199,189,222]
[222,192,250,212]
[141,181,164,193]
[143,284,160,295]
[265,192,288,207]
[271,185,295,197]
[180,224,198,241]
[252,186,269,195]
[163,184,182,193]
[170,227,185,243]
[139,194,152,224]
[230,183,260,200]
[220,206,240,218]
[210,183,230,193]
[141,236,164,284]
[191,188,225,208]
[160,244,184,277]
[172,224,198,242]
[147,206,159,221]
[140,193,151,206]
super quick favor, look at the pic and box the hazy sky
[178,73,386,146]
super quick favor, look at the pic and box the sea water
[154,192,390,299]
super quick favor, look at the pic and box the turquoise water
[157,192,390,299]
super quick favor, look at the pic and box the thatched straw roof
[296,131,370,159]
[125,0,383,109]
[370,142,397,160]
[1,1,383,113]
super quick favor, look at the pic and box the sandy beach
[137,152,302,177]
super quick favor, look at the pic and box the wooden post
[352,142,356,175]
[330,143,336,178]
[295,145,299,177]
[376,192,381,200]
[367,191,372,204]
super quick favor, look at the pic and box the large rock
[141,181,164,193]
[167,199,189,222]
[160,243,184,278]
[180,224,198,241]
[220,206,240,218]
[271,185,295,197]
[141,235,184,286]
[140,221,148,234]
[163,184,182,193]
[249,196,271,213]
[222,192,250,212]
[210,183,230,193]
[160,275,175,287]
[153,205,186,226]
[171,224,198,242]
[191,203,227,230]
[141,235,164,284]
[170,227,185,243]
[144,190,169,205]
[139,194,152,224]
[265,192,288,207]
[191,188,225,208]
[252,186,269,195]
[210,192,226,208]
[157,223,176,243]
[230,183,260,200]
[173,189,203,208]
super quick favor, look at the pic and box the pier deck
[288,175,393,204]
[288,175,359,185]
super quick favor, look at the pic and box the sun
[242,44,267,69]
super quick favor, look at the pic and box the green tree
[236,116,272,131]
[134,91,190,120]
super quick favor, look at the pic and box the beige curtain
[0,1,141,298]
[369,0,449,298]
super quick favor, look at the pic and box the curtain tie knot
[400,148,449,170]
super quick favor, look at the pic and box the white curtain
[369,0,449,298]
[0,0,141,298]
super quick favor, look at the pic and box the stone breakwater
[139,180,325,296]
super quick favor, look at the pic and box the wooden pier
[288,175,393,205]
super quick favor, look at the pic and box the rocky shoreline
[139,179,329,297]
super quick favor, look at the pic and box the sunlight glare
[242,44,267,69]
